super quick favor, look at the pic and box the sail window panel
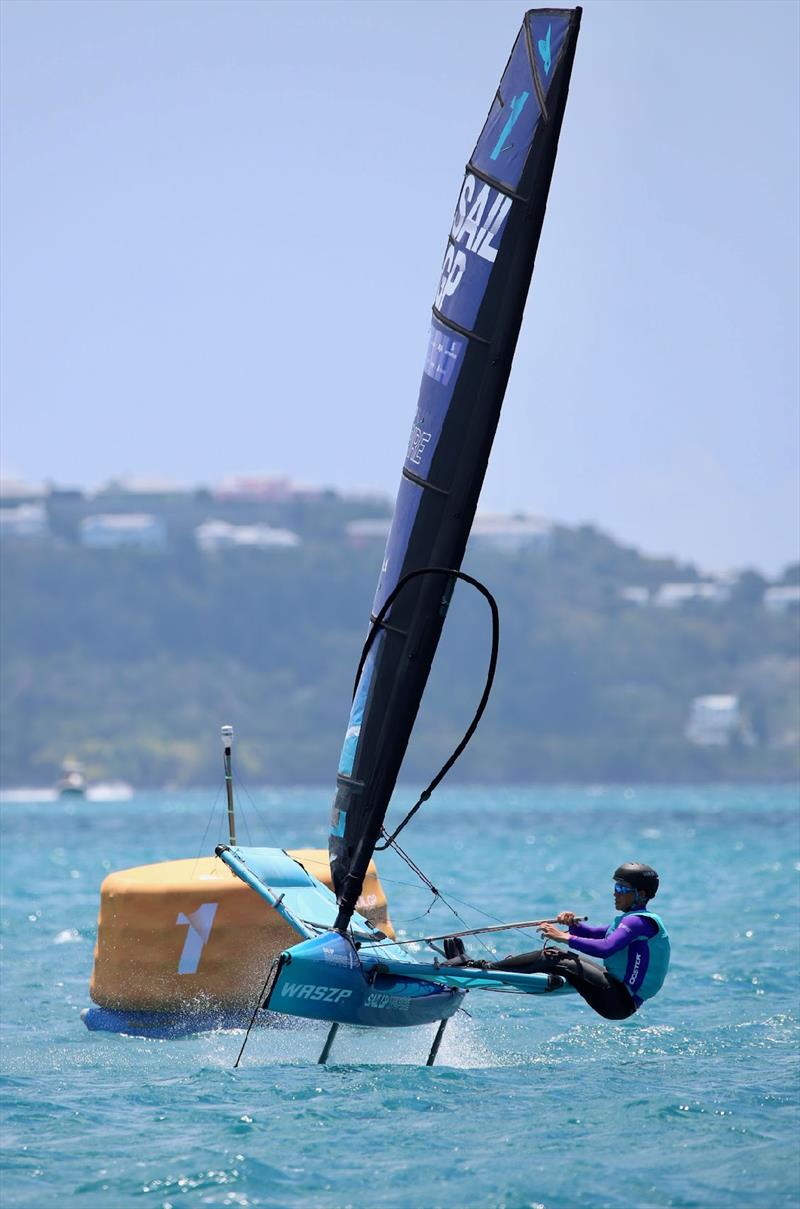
[337,632,384,779]
[435,178,516,333]
[371,477,424,616]
[471,29,541,191]
[406,323,468,480]
[527,12,572,106]
[422,322,466,391]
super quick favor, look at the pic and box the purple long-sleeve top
[566,915,657,959]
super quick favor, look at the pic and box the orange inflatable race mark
[89,850,393,1015]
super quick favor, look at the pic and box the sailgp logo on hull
[435,174,512,309]
[365,991,411,1012]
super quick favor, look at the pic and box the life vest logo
[538,24,552,75]
[490,92,530,161]
[435,175,512,309]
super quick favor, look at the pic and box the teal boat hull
[266,932,464,1028]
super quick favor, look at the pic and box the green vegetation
[1,523,798,786]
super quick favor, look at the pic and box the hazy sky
[1,0,798,573]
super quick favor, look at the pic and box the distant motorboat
[57,758,87,798]
[55,759,133,801]
[0,780,134,804]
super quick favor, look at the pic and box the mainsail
[330,8,582,929]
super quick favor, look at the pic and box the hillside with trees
[1,517,798,787]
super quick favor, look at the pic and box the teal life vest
[603,909,670,1004]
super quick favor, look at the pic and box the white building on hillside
[619,586,650,606]
[0,479,47,504]
[344,518,392,548]
[470,514,552,552]
[94,477,186,498]
[763,585,800,613]
[685,695,741,746]
[654,581,732,608]
[80,513,167,549]
[196,520,300,551]
[212,475,294,503]
[344,513,552,553]
[0,502,49,539]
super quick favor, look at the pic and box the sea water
[1,785,798,1209]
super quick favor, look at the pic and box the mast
[331,8,582,932]
[221,725,237,846]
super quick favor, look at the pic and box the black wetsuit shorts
[490,947,637,1020]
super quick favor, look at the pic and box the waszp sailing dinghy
[217,8,582,1064]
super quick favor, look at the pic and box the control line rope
[385,834,497,958]
[363,568,499,852]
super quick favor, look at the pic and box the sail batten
[330,8,581,930]
[463,163,529,204]
[367,619,409,640]
[401,468,450,495]
[430,307,491,346]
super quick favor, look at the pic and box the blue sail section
[401,325,467,485]
[423,323,466,391]
[529,12,572,97]
[434,175,515,333]
[372,478,423,616]
[330,9,581,923]
[472,29,543,190]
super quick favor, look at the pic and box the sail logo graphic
[423,325,464,388]
[175,902,218,974]
[435,175,512,308]
[407,425,431,464]
[538,24,552,74]
[490,92,529,161]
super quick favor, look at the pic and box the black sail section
[330,8,582,927]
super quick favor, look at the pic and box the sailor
[444,862,670,1020]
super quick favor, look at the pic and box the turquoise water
[1,785,799,1209]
